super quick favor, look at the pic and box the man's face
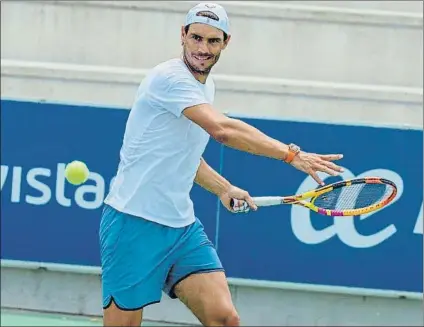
[181,23,230,75]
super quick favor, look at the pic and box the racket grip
[230,196,283,210]
[252,196,284,206]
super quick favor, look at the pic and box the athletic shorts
[99,204,224,311]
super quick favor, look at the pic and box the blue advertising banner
[1,99,422,293]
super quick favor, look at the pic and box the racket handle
[252,196,284,206]
[230,196,283,210]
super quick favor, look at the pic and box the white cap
[184,3,230,35]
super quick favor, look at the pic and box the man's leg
[174,271,240,326]
[163,218,239,326]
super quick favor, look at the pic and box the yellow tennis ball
[64,160,89,185]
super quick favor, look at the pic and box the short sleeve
[147,69,209,118]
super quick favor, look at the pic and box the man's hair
[184,24,228,42]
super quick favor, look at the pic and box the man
[100,2,343,326]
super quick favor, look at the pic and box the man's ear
[222,34,231,50]
[181,25,186,45]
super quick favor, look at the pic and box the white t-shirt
[104,58,215,228]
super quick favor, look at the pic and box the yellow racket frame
[281,177,397,217]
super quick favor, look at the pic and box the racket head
[290,177,397,217]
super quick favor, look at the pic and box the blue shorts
[99,204,224,311]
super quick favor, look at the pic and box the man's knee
[206,307,240,326]
[223,310,240,326]
[103,300,143,327]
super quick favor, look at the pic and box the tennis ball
[64,160,89,185]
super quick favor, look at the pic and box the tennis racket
[230,177,397,217]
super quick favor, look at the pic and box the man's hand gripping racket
[220,185,257,214]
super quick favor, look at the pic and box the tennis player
[100,3,343,326]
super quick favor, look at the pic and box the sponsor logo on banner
[1,164,114,210]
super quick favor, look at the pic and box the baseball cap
[184,3,230,35]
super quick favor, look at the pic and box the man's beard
[183,48,220,76]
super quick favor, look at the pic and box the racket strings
[314,183,392,210]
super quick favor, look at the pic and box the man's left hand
[219,185,257,213]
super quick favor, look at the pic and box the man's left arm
[195,157,231,196]
[194,157,257,211]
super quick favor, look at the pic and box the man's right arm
[215,116,290,161]
[183,103,343,185]
[183,104,289,160]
